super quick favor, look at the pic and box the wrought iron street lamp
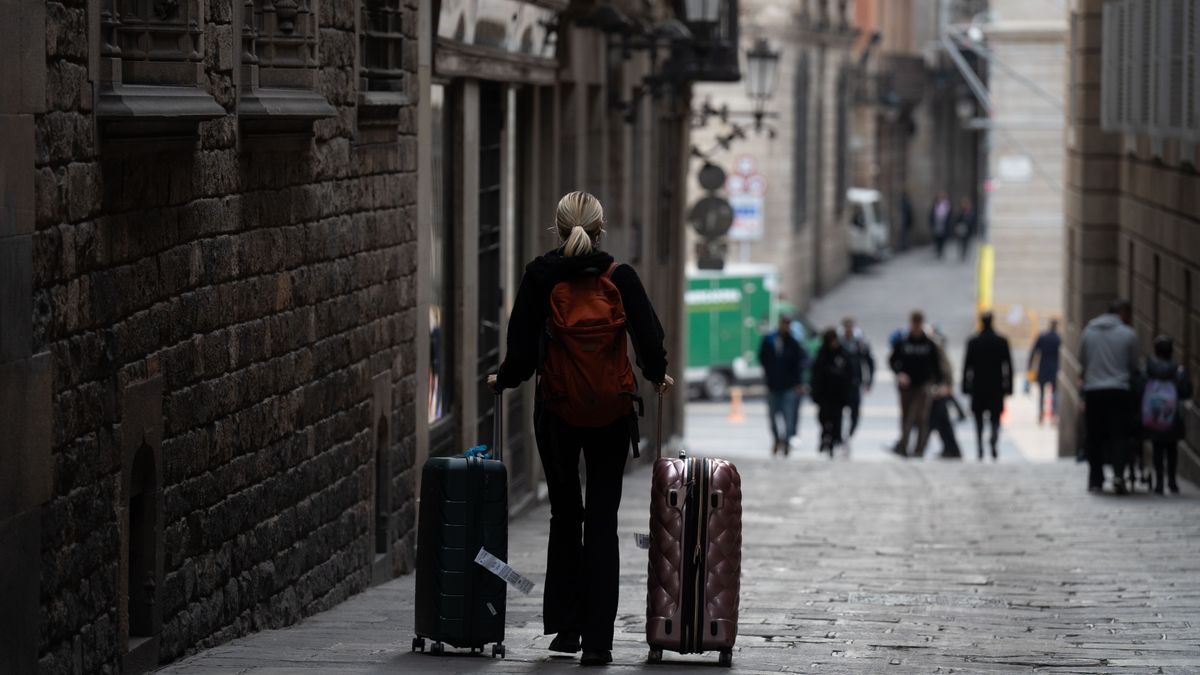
[743,38,780,129]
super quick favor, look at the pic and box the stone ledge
[239,88,337,138]
[96,84,225,143]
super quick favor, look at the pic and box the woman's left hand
[487,373,500,393]
[656,374,675,396]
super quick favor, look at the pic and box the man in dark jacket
[839,317,875,439]
[963,312,1014,460]
[1028,319,1062,424]
[889,311,943,457]
[759,315,809,456]
[954,197,978,261]
[1141,336,1193,494]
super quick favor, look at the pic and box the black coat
[811,345,855,408]
[1028,330,1061,384]
[496,249,667,390]
[759,332,808,392]
[962,328,1014,412]
[889,332,943,388]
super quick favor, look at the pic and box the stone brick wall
[31,0,419,672]
[1062,0,1200,483]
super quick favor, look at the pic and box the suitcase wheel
[647,648,663,664]
[718,649,733,667]
[411,637,425,653]
[492,643,506,659]
[430,641,444,655]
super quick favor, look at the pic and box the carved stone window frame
[236,0,336,137]
[94,0,224,142]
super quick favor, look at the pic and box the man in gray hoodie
[1079,299,1140,493]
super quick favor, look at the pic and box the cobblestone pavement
[158,250,1200,673]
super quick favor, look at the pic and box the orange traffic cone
[728,386,745,423]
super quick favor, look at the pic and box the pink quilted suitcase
[645,398,742,667]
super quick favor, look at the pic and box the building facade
[1061,0,1200,481]
[687,0,860,312]
[0,0,694,673]
[983,0,1067,344]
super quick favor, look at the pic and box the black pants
[973,404,1001,459]
[930,398,961,457]
[846,389,862,437]
[934,235,947,258]
[535,408,629,651]
[958,234,970,260]
[1084,389,1135,489]
[818,402,844,453]
[1153,441,1179,491]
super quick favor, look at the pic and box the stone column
[0,0,50,672]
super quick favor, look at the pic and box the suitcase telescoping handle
[493,392,503,462]
[655,392,663,460]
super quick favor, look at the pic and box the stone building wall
[21,0,420,672]
[1061,0,1200,484]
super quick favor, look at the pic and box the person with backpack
[1079,299,1140,494]
[488,191,672,666]
[810,328,855,457]
[962,311,1014,461]
[1140,336,1193,494]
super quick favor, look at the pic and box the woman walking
[811,328,855,457]
[1140,336,1193,494]
[488,191,673,666]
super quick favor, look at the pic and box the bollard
[727,386,745,423]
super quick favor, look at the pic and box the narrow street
[157,250,1200,674]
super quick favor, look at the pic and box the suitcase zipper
[692,459,709,651]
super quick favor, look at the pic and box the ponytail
[555,191,604,257]
[562,225,593,257]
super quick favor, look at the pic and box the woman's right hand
[656,374,675,396]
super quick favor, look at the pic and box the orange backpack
[540,262,638,427]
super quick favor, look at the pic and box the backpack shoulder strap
[603,261,619,279]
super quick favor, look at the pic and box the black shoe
[892,444,907,458]
[1113,479,1128,495]
[580,650,612,666]
[1087,483,1101,493]
[1169,481,1180,494]
[549,632,580,654]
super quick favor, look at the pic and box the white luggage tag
[474,548,535,594]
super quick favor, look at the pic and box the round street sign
[689,196,735,238]
[698,163,727,192]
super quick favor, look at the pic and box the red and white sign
[725,156,766,241]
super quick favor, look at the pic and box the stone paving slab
[158,457,1200,674]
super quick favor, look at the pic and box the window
[361,0,408,95]
[238,0,335,131]
[96,0,223,137]
[428,84,453,425]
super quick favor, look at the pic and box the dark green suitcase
[412,396,508,658]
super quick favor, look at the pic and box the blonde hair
[555,191,604,257]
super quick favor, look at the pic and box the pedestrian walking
[759,314,809,456]
[1139,336,1193,494]
[962,312,1014,461]
[839,317,875,440]
[929,328,966,458]
[489,191,673,666]
[929,192,953,259]
[1027,319,1062,424]
[954,197,977,261]
[1078,299,1140,494]
[811,328,855,457]
[899,191,914,251]
[889,311,944,457]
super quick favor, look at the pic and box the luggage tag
[474,548,535,594]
